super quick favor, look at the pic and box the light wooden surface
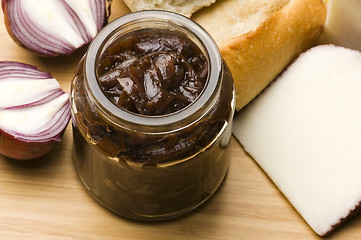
[1,1,361,239]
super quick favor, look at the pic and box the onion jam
[97,31,208,116]
[70,11,235,220]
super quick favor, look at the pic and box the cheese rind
[233,45,361,236]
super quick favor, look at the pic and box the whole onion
[0,61,70,160]
[2,0,112,56]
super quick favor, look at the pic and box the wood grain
[0,1,360,239]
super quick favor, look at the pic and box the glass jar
[70,10,235,220]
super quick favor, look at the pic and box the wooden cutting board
[1,1,360,239]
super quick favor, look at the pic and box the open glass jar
[70,10,235,220]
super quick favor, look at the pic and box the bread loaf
[193,0,327,110]
[122,0,327,111]
[122,0,215,18]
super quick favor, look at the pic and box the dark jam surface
[97,30,208,116]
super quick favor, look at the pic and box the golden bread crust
[222,0,326,110]
[195,0,327,110]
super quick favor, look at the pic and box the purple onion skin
[0,129,61,160]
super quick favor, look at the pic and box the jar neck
[84,11,223,131]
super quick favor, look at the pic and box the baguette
[193,0,327,110]
[121,0,327,111]
[122,0,215,18]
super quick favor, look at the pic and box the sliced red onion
[2,0,112,56]
[0,61,70,160]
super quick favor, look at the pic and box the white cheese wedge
[321,0,361,51]
[233,45,361,236]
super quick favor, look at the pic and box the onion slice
[2,0,112,56]
[0,61,70,160]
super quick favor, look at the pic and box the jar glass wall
[70,11,235,220]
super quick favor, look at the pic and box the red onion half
[2,0,112,56]
[0,61,70,160]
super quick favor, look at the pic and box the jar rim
[85,10,222,127]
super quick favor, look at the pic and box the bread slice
[122,0,215,17]
[233,45,361,236]
[193,0,327,110]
